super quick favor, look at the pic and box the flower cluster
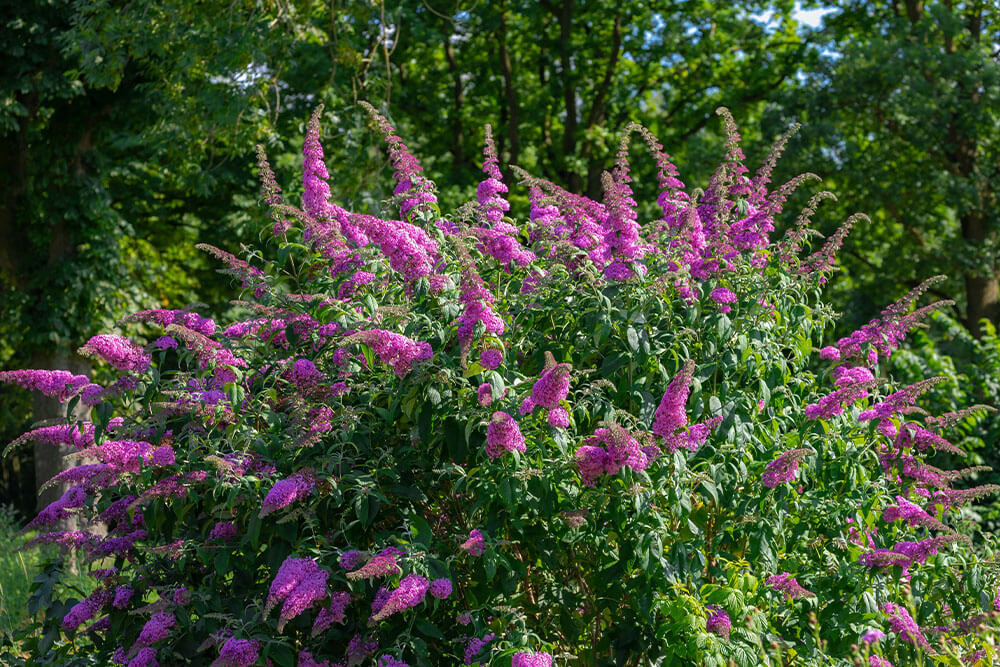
[7,104,999,666]
[211,638,261,667]
[360,102,438,222]
[512,652,553,667]
[259,472,315,517]
[460,529,486,557]
[762,448,813,488]
[347,329,433,378]
[706,605,731,639]
[765,573,815,600]
[485,411,526,459]
[371,574,430,622]
[0,369,90,401]
[78,334,152,373]
[265,558,330,629]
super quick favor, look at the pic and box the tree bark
[443,37,466,172]
[583,12,622,199]
[961,209,999,337]
[498,1,520,166]
[555,0,580,191]
[30,350,91,530]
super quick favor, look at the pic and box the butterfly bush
[6,105,1000,667]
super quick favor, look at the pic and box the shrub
[3,105,999,666]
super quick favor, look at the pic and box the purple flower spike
[211,638,260,667]
[485,411,526,459]
[79,334,151,373]
[706,605,731,639]
[512,652,553,667]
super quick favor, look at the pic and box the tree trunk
[498,1,520,166]
[30,350,91,530]
[443,37,466,172]
[555,0,581,192]
[961,210,1000,337]
[583,13,622,200]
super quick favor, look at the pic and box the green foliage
[3,107,999,666]
[0,505,97,660]
[766,0,1000,336]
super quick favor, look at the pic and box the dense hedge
[2,105,998,666]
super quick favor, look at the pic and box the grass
[0,505,97,649]
[0,505,47,639]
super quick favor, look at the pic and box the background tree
[766,0,1000,337]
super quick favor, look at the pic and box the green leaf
[626,326,639,352]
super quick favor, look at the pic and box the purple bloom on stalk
[113,586,134,609]
[819,346,841,361]
[706,605,731,639]
[211,638,260,667]
[485,411,526,459]
[461,529,486,556]
[149,446,174,466]
[882,496,950,532]
[464,633,495,665]
[172,587,190,606]
[869,657,894,667]
[78,334,151,373]
[378,657,409,667]
[265,558,326,617]
[709,288,737,313]
[371,586,391,616]
[348,213,441,283]
[349,329,433,378]
[512,652,553,667]
[7,422,96,451]
[27,485,87,529]
[883,602,930,648]
[429,578,453,599]
[530,360,572,409]
[832,365,875,387]
[133,612,176,648]
[259,472,314,517]
[480,348,503,369]
[762,449,813,488]
[603,424,648,472]
[91,439,153,473]
[347,552,401,580]
[311,591,352,637]
[153,336,177,350]
[370,574,429,621]
[209,521,238,542]
[652,360,695,441]
[127,648,159,667]
[275,563,330,632]
[347,634,379,666]
[62,589,111,631]
[360,102,438,223]
[477,126,510,224]
[339,550,363,570]
[765,573,815,600]
[302,106,334,220]
[477,383,493,407]
[575,445,613,486]
[599,139,645,281]
[289,358,325,393]
[548,406,570,428]
[861,629,886,643]
[0,369,90,401]
[455,244,506,349]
